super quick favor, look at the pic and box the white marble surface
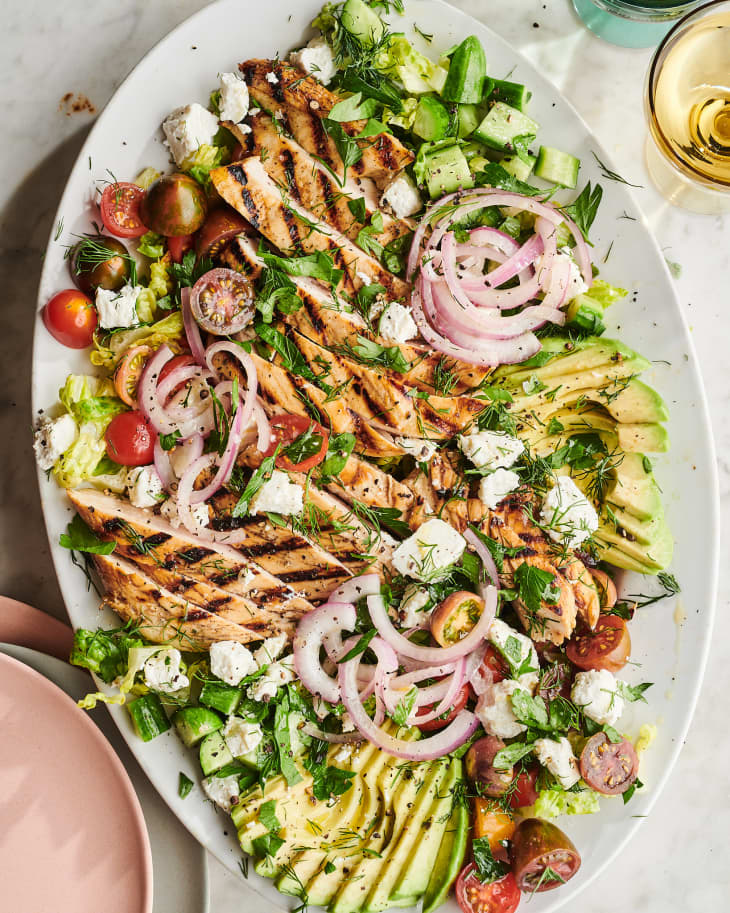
[1,1,727,910]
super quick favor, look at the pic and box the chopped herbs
[178,771,194,799]
[59,514,116,556]
[562,181,603,241]
[472,836,509,883]
[231,451,278,517]
[391,685,418,726]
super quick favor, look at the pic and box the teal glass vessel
[572,0,701,47]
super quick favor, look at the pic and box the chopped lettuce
[53,425,109,489]
[586,278,628,309]
[384,95,417,131]
[531,788,601,819]
[312,3,338,37]
[375,34,448,95]
[135,288,157,323]
[134,167,161,190]
[71,627,144,682]
[182,142,230,188]
[77,641,168,709]
[138,231,166,259]
[90,311,185,369]
[149,259,172,299]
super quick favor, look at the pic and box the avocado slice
[616,422,669,454]
[601,377,669,424]
[594,519,674,573]
[422,785,469,913]
[607,453,664,522]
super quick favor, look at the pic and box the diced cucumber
[535,145,581,188]
[490,78,531,112]
[172,706,224,748]
[462,140,490,159]
[413,96,451,141]
[199,730,233,776]
[128,693,170,742]
[340,0,384,45]
[441,36,487,104]
[499,215,522,238]
[457,103,481,139]
[500,152,537,182]
[199,679,243,716]
[469,155,490,174]
[473,102,540,152]
[424,145,474,198]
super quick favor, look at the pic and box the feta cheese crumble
[540,476,599,549]
[209,641,257,686]
[289,36,337,85]
[223,717,263,757]
[571,668,624,727]
[458,430,524,472]
[249,469,304,517]
[125,465,164,509]
[396,585,432,629]
[219,72,249,123]
[475,679,528,739]
[479,468,521,510]
[248,657,296,702]
[162,103,220,168]
[265,71,279,85]
[535,249,588,302]
[253,633,288,666]
[33,414,77,470]
[378,302,418,345]
[380,173,422,219]
[533,736,581,790]
[95,284,142,329]
[160,497,209,530]
[202,773,240,812]
[143,648,189,693]
[488,618,539,689]
[391,518,466,582]
[395,437,439,463]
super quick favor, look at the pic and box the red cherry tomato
[113,345,152,407]
[159,353,196,383]
[566,614,631,674]
[263,414,330,472]
[481,644,510,684]
[104,410,155,466]
[579,732,639,795]
[415,684,470,732]
[168,233,195,264]
[100,182,148,238]
[506,765,539,810]
[195,207,249,258]
[455,864,520,913]
[43,289,97,349]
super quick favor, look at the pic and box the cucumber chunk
[457,103,482,138]
[128,693,170,742]
[199,679,242,716]
[173,705,224,748]
[490,78,531,112]
[473,102,540,152]
[535,145,581,188]
[413,96,451,141]
[500,152,537,182]
[424,145,474,198]
[199,730,233,776]
[441,36,487,104]
[340,0,384,45]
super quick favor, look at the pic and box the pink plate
[0,595,74,661]
[0,652,153,913]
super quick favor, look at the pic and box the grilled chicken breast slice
[239,59,414,188]
[226,114,412,248]
[485,493,578,645]
[218,234,488,394]
[94,554,285,648]
[210,156,410,300]
[67,488,317,615]
[562,556,601,629]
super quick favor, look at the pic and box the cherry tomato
[69,235,130,296]
[510,818,581,893]
[473,799,516,850]
[189,267,255,335]
[415,684,470,732]
[263,414,330,472]
[159,353,196,384]
[506,765,539,810]
[140,173,208,236]
[100,182,148,238]
[43,289,97,349]
[566,614,631,674]
[480,644,509,685]
[430,591,485,647]
[590,568,618,608]
[168,234,195,264]
[105,410,155,466]
[113,345,152,407]
[456,864,520,913]
[465,736,514,797]
[195,207,250,258]
[579,732,639,795]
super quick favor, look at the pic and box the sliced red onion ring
[338,649,479,761]
[153,439,176,491]
[470,662,495,697]
[181,286,206,366]
[253,401,271,452]
[484,233,543,288]
[408,657,467,726]
[293,602,358,704]
[188,391,245,504]
[328,574,381,605]
[367,590,497,664]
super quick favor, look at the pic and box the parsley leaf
[617,681,653,703]
[252,832,285,859]
[514,563,560,615]
[348,335,410,373]
[319,432,356,478]
[59,514,115,556]
[322,119,363,186]
[382,232,414,277]
[231,452,278,517]
[512,132,536,165]
[159,429,182,451]
[391,685,418,726]
[283,426,325,465]
[622,776,644,805]
[472,836,509,884]
[340,627,378,662]
[493,740,535,770]
[328,91,379,122]
[304,740,356,800]
[473,163,541,196]
[259,247,343,286]
[255,321,319,383]
[258,799,281,832]
[562,181,603,241]
[178,771,194,799]
[347,197,367,223]
[273,692,303,787]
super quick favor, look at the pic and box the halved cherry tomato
[465,736,514,797]
[100,182,148,238]
[430,591,485,647]
[195,207,249,257]
[159,353,196,383]
[473,798,516,849]
[415,684,470,732]
[579,732,639,795]
[456,864,520,913]
[168,233,194,264]
[190,267,255,334]
[480,644,509,684]
[263,414,330,472]
[506,765,539,810]
[113,345,152,407]
[104,410,155,466]
[43,289,97,348]
[510,818,581,893]
[566,614,631,674]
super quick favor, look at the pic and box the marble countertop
[1,1,727,910]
